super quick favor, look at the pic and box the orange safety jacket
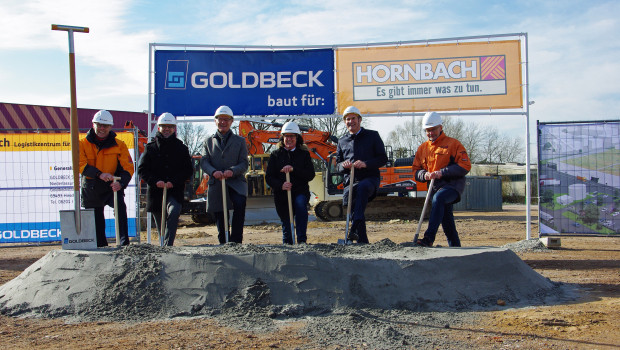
[79,131,134,180]
[79,129,134,207]
[412,132,471,195]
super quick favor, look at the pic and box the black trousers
[213,187,246,244]
[90,194,129,247]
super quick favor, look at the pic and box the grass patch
[540,193,570,210]
[564,149,620,173]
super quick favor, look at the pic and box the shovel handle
[112,177,121,247]
[286,172,295,244]
[160,185,167,247]
[344,165,355,242]
[414,178,435,243]
[222,177,229,243]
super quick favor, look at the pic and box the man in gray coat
[201,105,248,243]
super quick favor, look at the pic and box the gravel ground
[0,207,618,349]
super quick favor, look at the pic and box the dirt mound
[0,242,573,322]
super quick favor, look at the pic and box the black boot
[356,220,369,244]
[347,220,359,241]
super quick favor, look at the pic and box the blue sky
[1,0,619,145]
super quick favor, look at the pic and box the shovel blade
[60,209,97,250]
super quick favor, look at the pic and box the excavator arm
[238,120,337,161]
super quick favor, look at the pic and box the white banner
[0,133,137,243]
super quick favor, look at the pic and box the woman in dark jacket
[265,122,315,244]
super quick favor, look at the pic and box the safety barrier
[0,128,140,245]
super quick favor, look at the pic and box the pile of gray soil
[502,238,551,253]
[0,239,571,324]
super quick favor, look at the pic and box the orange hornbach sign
[336,40,522,114]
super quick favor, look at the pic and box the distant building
[556,195,573,206]
[569,183,587,201]
[469,163,538,197]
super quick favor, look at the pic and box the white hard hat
[214,105,233,118]
[157,112,177,126]
[92,110,114,125]
[342,106,361,118]
[281,121,301,135]
[422,112,442,129]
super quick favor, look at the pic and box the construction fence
[538,120,620,235]
[0,129,140,244]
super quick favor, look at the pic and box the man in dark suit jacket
[336,106,388,243]
[201,105,248,243]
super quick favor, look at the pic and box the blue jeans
[346,177,379,243]
[214,187,246,244]
[280,193,309,244]
[423,187,461,247]
[152,196,182,246]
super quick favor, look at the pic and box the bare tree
[478,127,500,163]
[176,122,208,155]
[386,118,424,154]
[455,121,483,163]
[386,117,524,164]
[497,134,524,163]
[477,126,524,163]
[298,115,367,140]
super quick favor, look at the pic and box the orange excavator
[239,120,338,163]
[236,120,428,221]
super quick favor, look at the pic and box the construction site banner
[155,49,335,117]
[0,132,138,243]
[336,40,522,114]
[538,121,620,236]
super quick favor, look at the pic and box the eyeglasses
[159,125,175,129]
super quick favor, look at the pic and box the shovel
[112,176,122,247]
[160,185,167,247]
[338,164,355,245]
[286,172,295,244]
[53,24,96,251]
[413,178,435,244]
[222,177,229,243]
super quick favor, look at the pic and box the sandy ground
[0,205,618,349]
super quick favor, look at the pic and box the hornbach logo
[352,56,507,101]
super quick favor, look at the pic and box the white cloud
[523,1,620,123]
[0,0,157,110]
[1,0,617,131]
[181,0,429,46]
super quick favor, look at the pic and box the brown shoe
[416,238,431,247]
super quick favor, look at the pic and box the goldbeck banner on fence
[0,132,138,243]
[336,40,522,114]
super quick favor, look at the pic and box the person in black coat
[265,122,316,244]
[336,106,388,243]
[138,113,193,246]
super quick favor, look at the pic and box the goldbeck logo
[165,60,189,89]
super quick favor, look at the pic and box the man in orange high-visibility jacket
[79,110,134,247]
[412,112,471,247]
